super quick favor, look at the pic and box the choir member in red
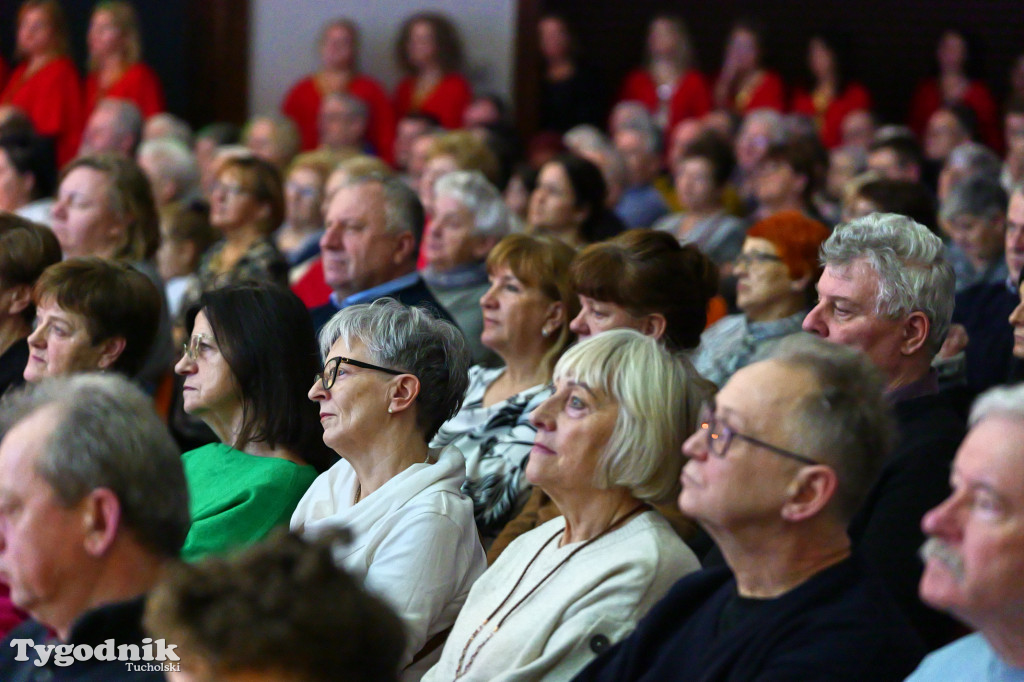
[1,0,83,168]
[791,32,871,150]
[713,18,785,116]
[617,14,711,135]
[908,30,1000,153]
[392,12,473,130]
[84,2,164,121]
[281,18,395,162]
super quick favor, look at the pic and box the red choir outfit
[720,70,786,115]
[0,56,7,93]
[1,57,83,167]
[84,62,165,119]
[908,77,1001,153]
[393,73,472,130]
[791,82,872,149]
[616,69,712,132]
[291,257,332,309]
[282,74,396,162]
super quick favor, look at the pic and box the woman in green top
[175,282,336,560]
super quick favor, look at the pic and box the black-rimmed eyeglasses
[315,356,405,390]
[696,401,820,466]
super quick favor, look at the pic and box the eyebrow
[564,379,598,398]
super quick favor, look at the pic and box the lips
[531,441,555,456]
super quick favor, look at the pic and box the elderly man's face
[944,212,1005,271]
[925,111,966,163]
[79,106,128,157]
[679,359,816,532]
[802,259,906,381]
[0,406,90,631]
[319,182,406,296]
[919,415,1024,630]
[1005,192,1024,283]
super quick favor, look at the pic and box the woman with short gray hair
[422,169,510,364]
[291,298,486,679]
[423,329,701,681]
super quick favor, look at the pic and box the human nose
[26,322,45,349]
[320,225,343,252]
[529,392,558,431]
[802,301,827,336]
[51,196,68,221]
[921,490,963,541]
[682,427,708,460]
[174,351,195,376]
[308,377,327,402]
[568,308,590,336]
[479,283,498,309]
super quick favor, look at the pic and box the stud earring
[541,328,551,338]
[387,407,393,414]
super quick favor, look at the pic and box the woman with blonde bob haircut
[424,329,701,682]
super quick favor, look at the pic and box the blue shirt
[906,633,1024,681]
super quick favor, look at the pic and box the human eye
[970,490,1003,517]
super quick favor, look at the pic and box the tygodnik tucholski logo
[9,637,181,672]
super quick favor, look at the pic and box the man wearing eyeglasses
[803,211,965,648]
[574,335,926,681]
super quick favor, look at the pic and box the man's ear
[80,488,122,557]
[393,231,417,265]
[781,465,837,523]
[639,313,667,340]
[386,373,421,415]
[96,336,127,370]
[901,311,930,356]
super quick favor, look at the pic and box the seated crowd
[2,2,1024,680]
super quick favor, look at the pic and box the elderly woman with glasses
[694,210,830,387]
[174,282,335,562]
[423,330,701,681]
[291,298,486,679]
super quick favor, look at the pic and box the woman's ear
[387,374,421,415]
[640,313,667,340]
[541,301,566,338]
[96,336,128,370]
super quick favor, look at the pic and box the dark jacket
[310,273,456,335]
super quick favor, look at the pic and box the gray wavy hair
[433,170,510,239]
[820,212,955,354]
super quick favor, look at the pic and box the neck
[53,547,166,641]
[712,522,851,598]
[224,223,263,249]
[346,420,429,499]
[550,486,640,545]
[0,317,30,358]
[687,204,721,221]
[203,402,247,451]
[498,348,552,392]
[885,361,931,395]
[744,296,804,323]
[982,624,1024,668]
[418,64,443,81]
[27,52,55,72]
[97,54,126,74]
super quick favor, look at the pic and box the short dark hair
[0,129,57,200]
[572,230,718,352]
[184,283,337,472]
[549,152,624,243]
[0,214,62,323]
[763,138,821,202]
[33,258,162,376]
[856,178,938,233]
[869,131,923,170]
[144,530,405,682]
[680,131,736,188]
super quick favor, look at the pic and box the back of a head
[856,178,938,232]
[319,298,470,442]
[433,169,510,240]
[572,229,718,352]
[822,212,954,355]
[144,530,405,682]
[768,334,895,522]
[870,127,923,169]
[34,258,162,377]
[0,373,189,558]
[0,214,62,323]
[0,128,57,201]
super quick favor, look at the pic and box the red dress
[908,77,1001,153]
[719,70,786,115]
[84,62,165,119]
[791,82,872,149]
[393,73,473,130]
[282,74,396,162]
[1,57,83,167]
[617,69,712,132]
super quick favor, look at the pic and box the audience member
[422,170,509,364]
[617,15,711,133]
[820,144,866,224]
[840,108,876,151]
[695,211,829,386]
[941,174,1008,291]
[733,107,785,205]
[537,13,606,134]
[842,176,938,232]
[937,140,1001,203]
[907,384,1024,680]
[155,202,216,320]
[392,12,473,130]
[282,17,395,161]
[142,111,193,146]
[803,212,964,647]
[175,283,334,561]
[318,92,368,155]
[243,113,301,171]
[1003,98,1024,191]
[791,31,872,149]
[0,0,83,167]
[426,330,701,681]
[0,127,56,225]
[137,136,201,208]
[868,126,924,183]
[292,299,485,677]
[193,121,240,196]
[417,129,500,221]
[276,150,335,266]
[713,18,786,115]
[0,214,60,398]
[563,125,629,209]
[924,105,973,169]
[752,138,821,221]
[0,373,189,680]
[529,153,625,248]
[576,335,926,681]
[432,233,577,543]
[394,112,439,181]
[613,119,670,228]
[145,530,406,682]
[84,1,164,120]
[78,96,142,158]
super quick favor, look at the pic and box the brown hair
[218,156,286,235]
[60,153,159,261]
[486,233,579,376]
[0,213,62,322]
[17,0,69,58]
[33,258,162,376]
[571,229,718,351]
[426,131,500,184]
[89,1,142,69]
[395,12,464,75]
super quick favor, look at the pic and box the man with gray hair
[907,383,1024,680]
[319,92,369,154]
[137,137,201,208]
[614,120,669,228]
[941,174,1008,292]
[576,335,925,681]
[310,173,453,333]
[803,212,964,647]
[78,97,143,158]
[0,374,190,679]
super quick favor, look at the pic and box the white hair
[433,170,510,239]
[970,383,1024,427]
[138,138,200,201]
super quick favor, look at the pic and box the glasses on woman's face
[696,401,819,466]
[315,356,405,391]
[211,181,252,199]
[182,333,215,361]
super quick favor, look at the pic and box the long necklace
[453,502,648,679]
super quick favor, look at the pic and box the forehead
[742,236,779,254]
[819,259,879,302]
[0,407,57,487]
[61,166,111,195]
[957,416,1024,503]
[327,182,385,224]
[327,335,366,360]
[1008,192,1024,222]
[539,162,570,187]
[433,194,468,215]
[719,360,815,427]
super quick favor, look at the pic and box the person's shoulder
[906,633,1004,681]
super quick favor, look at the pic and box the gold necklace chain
[453,502,648,679]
